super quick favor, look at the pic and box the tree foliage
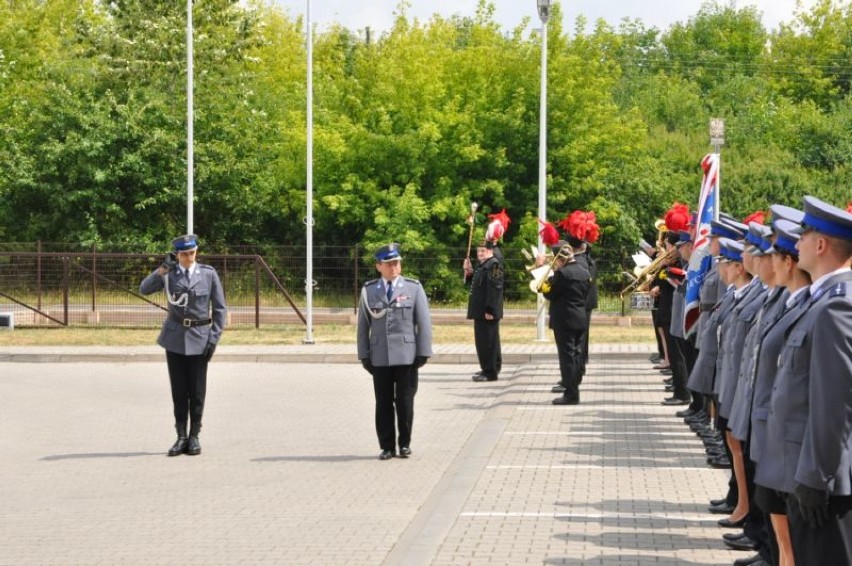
[0,0,850,266]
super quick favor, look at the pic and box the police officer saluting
[140,235,227,457]
[357,243,433,461]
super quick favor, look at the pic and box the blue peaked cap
[793,196,852,241]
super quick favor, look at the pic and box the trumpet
[529,244,574,294]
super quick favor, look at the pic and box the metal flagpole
[186,0,194,234]
[304,0,315,344]
[535,0,551,342]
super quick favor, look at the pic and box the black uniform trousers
[473,319,501,378]
[165,350,209,426]
[669,334,691,401]
[372,364,418,451]
[787,493,852,565]
[553,328,584,401]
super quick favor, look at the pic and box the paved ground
[0,346,744,565]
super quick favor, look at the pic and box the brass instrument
[620,246,678,299]
[529,244,574,294]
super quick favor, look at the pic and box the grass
[0,322,656,346]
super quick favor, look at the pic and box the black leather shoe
[675,408,696,418]
[709,497,727,506]
[552,396,579,405]
[185,435,201,456]
[399,446,411,458]
[724,534,758,551]
[733,554,766,566]
[551,384,566,393]
[709,502,735,514]
[718,516,747,528]
[472,374,497,382]
[708,456,731,469]
[662,377,673,385]
[167,437,188,457]
[664,384,675,392]
[662,397,690,406]
[722,531,747,542]
[379,449,396,460]
[659,368,673,375]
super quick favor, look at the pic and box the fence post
[37,240,42,311]
[91,243,97,314]
[255,255,261,329]
[62,257,69,326]
[353,244,359,313]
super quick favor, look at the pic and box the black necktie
[184,269,190,283]
[386,283,393,302]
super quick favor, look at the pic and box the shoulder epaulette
[364,278,379,286]
[829,282,847,298]
[198,264,215,271]
[403,277,422,286]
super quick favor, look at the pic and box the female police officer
[140,234,227,457]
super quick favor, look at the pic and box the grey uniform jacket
[716,279,765,420]
[695,265,725,340]
[759,270,852,495]
[357,277,433,367]
[751,289,807,467]
[728,287,786,441]
[140,263,227,356]
[687,287,734,395]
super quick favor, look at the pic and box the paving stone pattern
[0,352,739,565]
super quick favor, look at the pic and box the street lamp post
[304,0,315,344]
[536,0,551,342]
[186,0,194,233]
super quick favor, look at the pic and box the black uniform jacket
[466,256,504,320]
[544,261,591,331]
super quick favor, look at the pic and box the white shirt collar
[809,266,850,298]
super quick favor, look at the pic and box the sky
[268,0,824,35]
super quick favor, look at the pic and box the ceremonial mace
[464,202,478,281]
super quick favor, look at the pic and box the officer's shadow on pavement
[251,454,377,463]
[41,452,161,461]
[543,555,720,566]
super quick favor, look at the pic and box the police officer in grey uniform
[761,196,852,564]
[140,235,227,457]
[357,243,433,461]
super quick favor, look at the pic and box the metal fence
[0,242,645,328]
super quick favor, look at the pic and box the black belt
[172,315,212,328]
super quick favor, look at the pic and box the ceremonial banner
[684,153,719,336]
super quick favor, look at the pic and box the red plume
[743,211,765,225]
[556,210,601,244]
[488,209,511,230]
[846,202,852,214]
[664,203,690,232]
[538,219,560,246]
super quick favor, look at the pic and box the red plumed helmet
[486,209,511,242]
[846,202,851,214]
[538,219,560,246]
[557,210,600,244]
[664,203,690,232]
[743,211,765,225]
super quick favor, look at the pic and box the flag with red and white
[684,153,720,337]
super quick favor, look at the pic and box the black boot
[186,422,201,456]
[167,422,188,457]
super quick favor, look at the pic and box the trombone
[527,244,574,294]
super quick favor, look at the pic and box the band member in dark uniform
[357,243,433,461]
[139,234,227,457]
[540,241,591,405]
[464,240,504,382]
